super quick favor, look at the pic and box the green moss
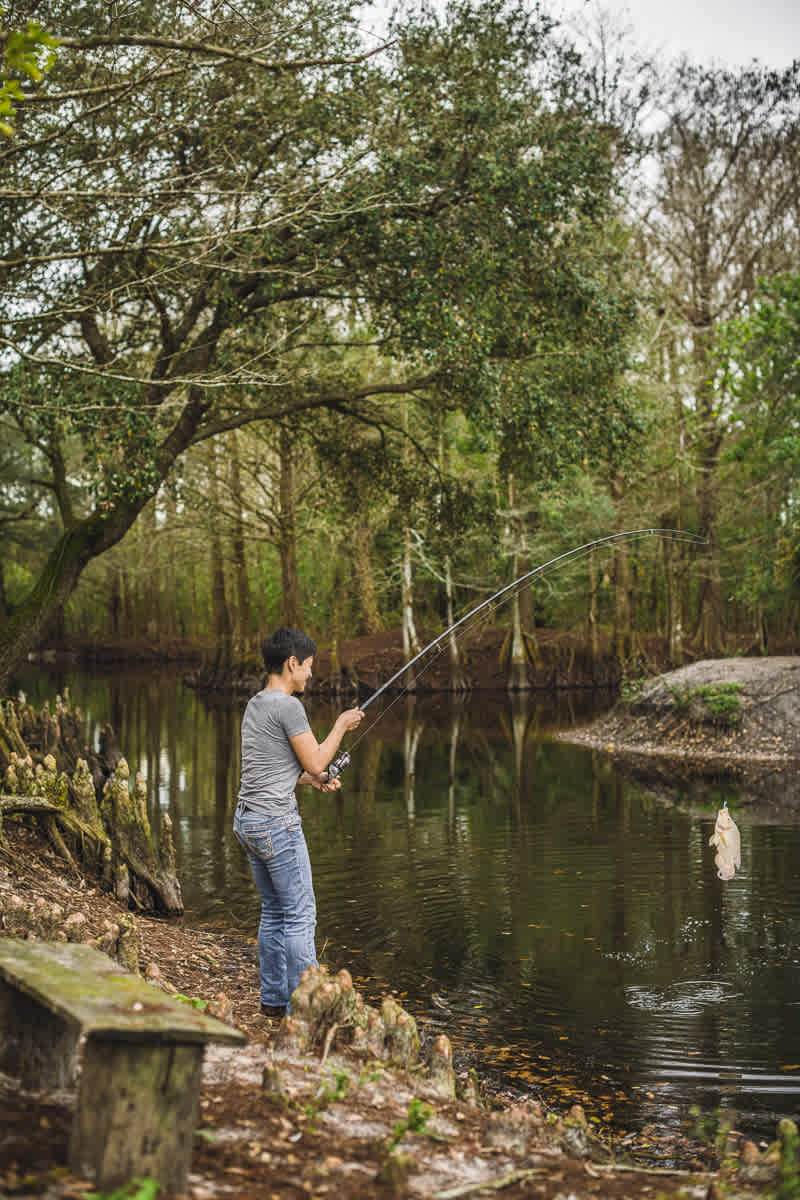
[667,682,743,726]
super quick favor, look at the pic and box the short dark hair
[262,627,317,675]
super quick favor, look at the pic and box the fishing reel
[327,751,351,781]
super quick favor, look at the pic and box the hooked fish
[709,805,741,880]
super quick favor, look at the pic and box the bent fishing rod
[327,527,705,779]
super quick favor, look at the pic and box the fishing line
[327,527,706,777]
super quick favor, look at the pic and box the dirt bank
[4,824,793,1200]
[559,657,800,802]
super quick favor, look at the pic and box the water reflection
[13,666,800,1147]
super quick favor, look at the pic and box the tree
[0,0,635,689]
[718,274,800,643]
[634,60,800,652]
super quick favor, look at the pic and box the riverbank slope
[558,656,800,802]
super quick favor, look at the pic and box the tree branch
[47,33,394,74]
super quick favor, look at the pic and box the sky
[555,0,799,70]
[361,0,798,69]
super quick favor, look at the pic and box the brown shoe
[260,1003,286,1018]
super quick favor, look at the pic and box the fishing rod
[326,527,705,779]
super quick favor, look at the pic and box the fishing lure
[327,527,705,779]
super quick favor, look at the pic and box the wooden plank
[0,939,245,1045]
[70,1036,204,1192]
[0,976,81,1088]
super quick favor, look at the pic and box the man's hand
[335,706,364,733]
[310,774,341,793]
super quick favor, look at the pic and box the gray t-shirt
[237,689,311,816]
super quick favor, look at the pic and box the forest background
[1,0,799,693]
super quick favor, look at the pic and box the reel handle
[327,751,351,781]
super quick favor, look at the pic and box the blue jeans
[233,805,318,1012]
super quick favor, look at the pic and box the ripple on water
[625,978,743,1016]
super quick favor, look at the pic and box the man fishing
[233,627,363,1017]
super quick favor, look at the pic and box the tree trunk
[690,226,725,655]
[0,385,213,691]
[0,519,124,689]
[352,520,383,635]
[444,555,467,690]
[278,425,302,629]
[587,547,599,668]
[401,522,420,691]
[161,483,178,642]
[610,477,634,663]
[613,537,633,664]
[207,443,233,670]
[504,474,532,691]
[328,547,346,681]
[121,562,135,639]
[662,527,684,664]
[229,431,251,658]
[0,568,9,627]
[143,501,160,642]
[108,563,122,639]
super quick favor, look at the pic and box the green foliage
[389,1097,432,1149]
[619,674,651,703]
[0,0,641,681]
[0,9,59,135]
[174,993,208,1010]
[303,1068,350,1120]
[717,274,800,623]
[86,1178,159,1200]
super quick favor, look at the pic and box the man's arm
[290,706,364,776]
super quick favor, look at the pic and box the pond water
[15,665,800,1150]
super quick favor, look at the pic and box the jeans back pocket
[236,820,275,862]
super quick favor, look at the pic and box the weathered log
[0,795,59,813]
